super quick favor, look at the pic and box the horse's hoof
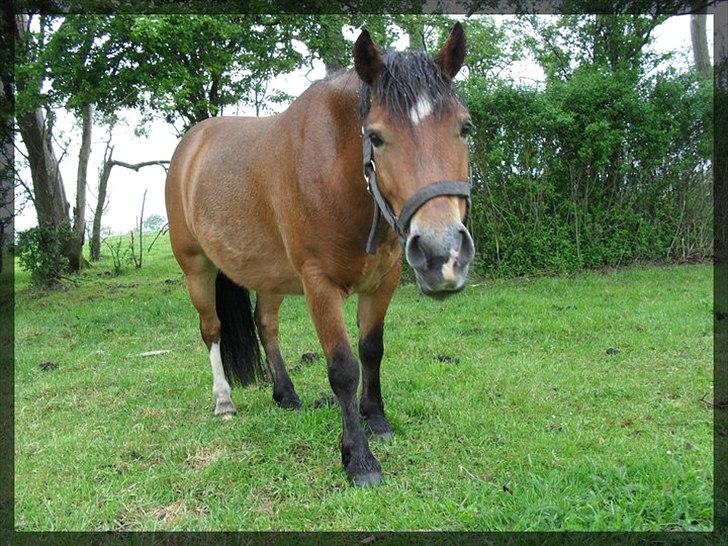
[345,451,382,487]
[364,415,393,441]
[214,399,237,418]
[351,471,382,487]
[275,394,302,411]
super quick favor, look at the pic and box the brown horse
[165,23,475,486]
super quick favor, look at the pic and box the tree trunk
[90,154,112,261]
[14,13,74,271]
[69,102,93,270]
[690,14,711,80]
[16,107,70,232]
[90,152,169,261]
[0,82,13,255]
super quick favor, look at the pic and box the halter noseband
[362,128,472,254]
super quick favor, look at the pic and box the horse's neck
[283,70,375,229]
[321,68,361,94]
[288,69,363,172]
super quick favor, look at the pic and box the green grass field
[14,235,713,531]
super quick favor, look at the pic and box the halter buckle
[364,160,375,192]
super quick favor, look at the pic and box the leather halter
[362,129,472,254]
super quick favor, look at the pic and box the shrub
[104,237,131,276]
[459,66,712,278]
[15,222,74,288]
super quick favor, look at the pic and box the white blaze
[410,95,433,125]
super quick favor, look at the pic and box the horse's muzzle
[405,221,475,297]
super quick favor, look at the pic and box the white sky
[14,14,714,234]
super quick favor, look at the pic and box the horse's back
[166,115,271,211]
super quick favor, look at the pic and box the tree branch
[15,173,35,207]
[110,159,170,172]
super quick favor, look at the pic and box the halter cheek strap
[362,133,472,254]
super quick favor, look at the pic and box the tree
[690,13,711,80]
[309,15,350,76]
[89,132,168,261]
[9,15,74,270]
[85,15,306,133]
[390,14,446,51]
[143,213,165,232]
[521,13,669,84]
[9,15,122,273]
[300,15,398,78]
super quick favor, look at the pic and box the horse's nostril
[405,234,428,270]
[459,228,475,264]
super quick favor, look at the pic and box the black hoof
[344,449,382,487]
[275,392,302,410]
[351,471,382,487]
[364,415,394,441]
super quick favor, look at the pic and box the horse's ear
[354,28,383,85]
[435,22,466,79]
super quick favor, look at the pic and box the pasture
[14,235,713,531]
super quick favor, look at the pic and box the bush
[15,222,74,288]
[105,236,132,276]
[460,66,712,278]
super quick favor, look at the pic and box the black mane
[358,48,461,124]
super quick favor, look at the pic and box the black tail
[215,271,265,386]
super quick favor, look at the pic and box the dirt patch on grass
[146,500,209,526]
[185,446,224,469]
[138,408,166,419]
[253,499,275,517]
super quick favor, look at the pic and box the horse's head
[354,23,475,298]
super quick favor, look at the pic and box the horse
[165,23,475,486]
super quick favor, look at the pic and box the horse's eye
[460,121,474,138]
[369,132,384,147]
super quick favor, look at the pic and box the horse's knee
[327,344,360,398]
[254,306,279,345]
[254,316,276,343]
[358,324,384,366]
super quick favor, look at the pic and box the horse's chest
[352,238,401,294]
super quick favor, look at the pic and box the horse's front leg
[302,270,382,486]
[357,264,400,440]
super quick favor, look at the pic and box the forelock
[358,49,462,124]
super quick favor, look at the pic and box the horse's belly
[195,221,303,295]
[240,268,303,295]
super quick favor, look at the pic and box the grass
[14,234,713,531]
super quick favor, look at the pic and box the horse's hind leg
[254,293,301,410]
[183,257,236,418]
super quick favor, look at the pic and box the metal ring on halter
[364,160,375,191]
